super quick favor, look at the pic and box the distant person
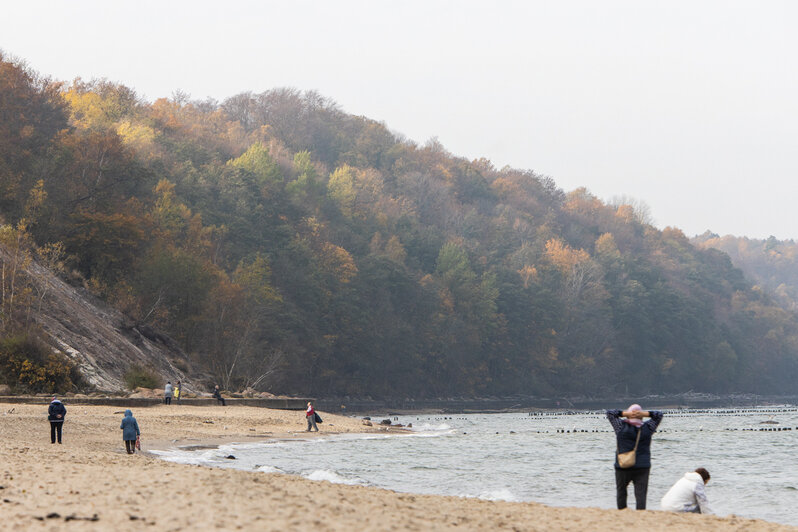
[48,396,66,444]
[660,468,712,514]
[306,401,318,432]
[174,380,182,403]
[120,409,141,454]
[212,385,226,406]
[164,381,173,405]
[606,404,664,510]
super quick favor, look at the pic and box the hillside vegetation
[694,232,798,312]
[2,53,797,397]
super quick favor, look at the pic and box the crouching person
[660,468,712,514]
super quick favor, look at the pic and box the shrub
[0,335,82,393]
[124,364,160,389]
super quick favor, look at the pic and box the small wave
[149,448,219,466]
[304,469,365,486]
[414,423,452,431]
[477,488,522,502]
[256,465,283,474]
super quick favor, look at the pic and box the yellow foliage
[64,89,105,129]
[595,233,621,261]
[545,238,590,274]
[320,242,358,283]
[564,187,602,215]
[327,165,356,217]
[117,121,156,151]
[517,264,538,288]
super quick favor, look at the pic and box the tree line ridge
[1,52,797,397]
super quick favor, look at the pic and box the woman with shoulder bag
[606,404,664,510]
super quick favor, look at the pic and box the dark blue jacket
[606,409,663,469]
[48,400,66,422]
[120,409,140,441]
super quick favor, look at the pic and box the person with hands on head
[606,404,664,510]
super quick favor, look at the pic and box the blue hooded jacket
[120,409,140,441]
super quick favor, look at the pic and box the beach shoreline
[1,402,795,531]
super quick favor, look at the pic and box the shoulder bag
[617,427,641,468]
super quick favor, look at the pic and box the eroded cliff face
[17,255,195,393]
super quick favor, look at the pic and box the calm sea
[151,407,798,526]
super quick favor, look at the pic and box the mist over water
[152,407,798,526]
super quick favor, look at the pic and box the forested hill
[2,53,797,398]
[693,232,798,313]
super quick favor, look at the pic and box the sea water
[151,407,798,526]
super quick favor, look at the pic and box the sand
[0,402,794,531]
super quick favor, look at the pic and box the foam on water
[304,469,365,485]
[256,465,283,474]
[148,407,798,526]
[150,447,220,465]
[478,488,521,502]
[413,422,452,431]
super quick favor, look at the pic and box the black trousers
[615,467,650,509]
[50,422,63,443]
[125,439,136,453]
[164,396,172,405]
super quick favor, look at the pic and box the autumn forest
[2,53,797,399]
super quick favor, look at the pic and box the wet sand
[0,402,794,531]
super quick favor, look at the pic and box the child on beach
[47,396,66,444]
[606,404,664,510]
[660,468,712,514]
[120,409,140,454]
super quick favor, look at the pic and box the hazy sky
[3,1,797,239]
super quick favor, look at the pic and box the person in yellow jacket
[174,380,182,403]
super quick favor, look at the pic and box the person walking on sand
[48,396,66,444]
[606,404,664,510]
[661,468,712,514]
[164,381,173,405]
[120,409,140,454]
[175,380,182,403]
[212,385,226,406]
[306,401,318,432]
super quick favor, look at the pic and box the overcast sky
[3,1,796,239]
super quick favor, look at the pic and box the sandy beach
[0,402,794,531]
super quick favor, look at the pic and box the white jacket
[660,472,712,514]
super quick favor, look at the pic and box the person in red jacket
[306,401,318,432]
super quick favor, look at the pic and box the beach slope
[0,403,793,531]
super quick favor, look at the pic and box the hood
[684,471,703,483]
[124,409,133,417]
[51,399,62,404]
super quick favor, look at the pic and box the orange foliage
[545,238,590,274]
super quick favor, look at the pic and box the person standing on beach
[120,409,140,454]
[306,401,318,432]
[212,385,226,406]
[660,468,712,514]
[164,381,173,405]
[606,404,663,510]
[175,380,182,403]
[47,396,66,444]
